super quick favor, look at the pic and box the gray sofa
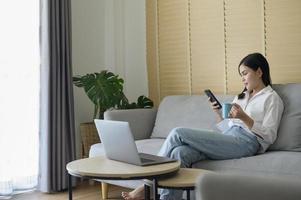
[196,173,301,200]
[89,83,301,196]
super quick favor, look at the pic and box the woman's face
[239,65,263,92]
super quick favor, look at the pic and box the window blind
[146,0,301,102]
[190,0,225,95]
[146,0,160,105]
[224,0,265,94]
[265,0,301,83]
[158,0,191,98]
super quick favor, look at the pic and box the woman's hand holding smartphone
[204,89,222,109]
[209,98,222,111]
[204,89,223,122]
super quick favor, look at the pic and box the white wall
[104,0,148,102]
[72,0,148,158]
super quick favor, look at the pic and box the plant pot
[80,122,100,158]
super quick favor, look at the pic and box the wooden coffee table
[158,168,213,200]
[66,155,180,200]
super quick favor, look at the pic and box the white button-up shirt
[217,85,284,153]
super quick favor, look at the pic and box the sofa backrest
[151,95,234,138]
[269,83,301,151]
[151,83,301,152]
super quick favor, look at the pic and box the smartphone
[204,89,222,109]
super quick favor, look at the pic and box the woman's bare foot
[121,185,144,200]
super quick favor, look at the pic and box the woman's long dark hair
[237,53,271,99]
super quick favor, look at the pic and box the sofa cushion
[104,108,157,140]
[193,151,301,180]
[151,95,234,138]
[269,83,301,151]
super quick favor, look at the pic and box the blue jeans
[157,126,260,200]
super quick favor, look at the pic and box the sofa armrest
[196,173,301,200]
[104,108,157,140]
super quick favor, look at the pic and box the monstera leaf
[74,70,154,120]
[73,71,124,119]
[117,94,153,109]
[136,95,153,108]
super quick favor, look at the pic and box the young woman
[122,53,284,200]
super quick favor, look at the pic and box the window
[0,1,39,197]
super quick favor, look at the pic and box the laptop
[94,119,176,166]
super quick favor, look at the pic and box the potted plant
[73,70,153,157]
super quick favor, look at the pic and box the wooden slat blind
[190,0,225,95]
[225,0,265,94]
[265,0,301,84]
[146,0,301,103]
[158,0,191,98]
[146,0,160,106]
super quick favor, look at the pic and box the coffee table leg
[144,184,150,200]
[153,179,159,200]
[68,174,72,200]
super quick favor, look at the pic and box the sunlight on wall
[0,1,39,195]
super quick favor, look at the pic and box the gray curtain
[39,0,76,192]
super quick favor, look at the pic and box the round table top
[158,168,212,188]
[66,156,181,179]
